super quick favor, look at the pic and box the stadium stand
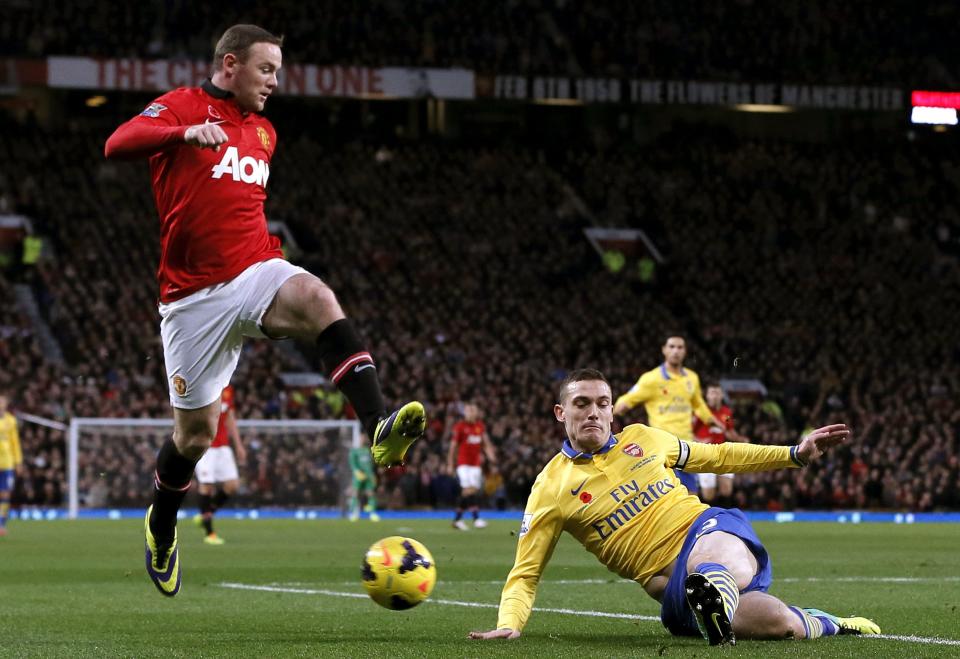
[1,106,958,512]
[1,0,956,85]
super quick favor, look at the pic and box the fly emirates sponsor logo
[211,146,270,186]
[590,477,675,541]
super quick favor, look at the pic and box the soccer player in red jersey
[104,24,425,597]
[693,383,750,505]
[447,403,497,529]
[193,384,246,545]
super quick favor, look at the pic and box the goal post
[67,417,361,519]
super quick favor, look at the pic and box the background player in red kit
[104,24,426,597]
[693,383,750,505]
[447,403,497,529]
[193,384,246,545]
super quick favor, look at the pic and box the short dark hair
[704,381,722,390]
[558,368,610,403]
[213,24,283,68]
[662,332,685,346]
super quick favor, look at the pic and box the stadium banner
[481,75,904,110]
[44,57,475,99]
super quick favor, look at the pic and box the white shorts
[195,446,240,484]
[697,472,734,489]
[159,259,307,409]
[456,465,483,491]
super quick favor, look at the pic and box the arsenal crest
[623,443,643,458]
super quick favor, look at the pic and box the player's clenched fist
[184,121,228,150]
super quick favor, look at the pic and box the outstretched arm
[468,478,563,640]
[105,120,229,159]
[794,423,851,464]
[666,424,850,474]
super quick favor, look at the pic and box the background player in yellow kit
[614,334,724,494]
[0,392,23,537]
[469,369,879,646]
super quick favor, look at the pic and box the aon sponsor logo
[211,146,270,186]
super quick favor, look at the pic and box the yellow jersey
[615,364,713,439]
[0,412,22,470]
[496,424,803,631]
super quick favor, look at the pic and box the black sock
[471,507,479,521]
[150,438,198,542]
[454,496,464,521]
[316,319,386,438]
[213,488,229,511]
[199,493,214,534]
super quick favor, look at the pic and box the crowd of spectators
[1,106,959,513]
[1,0,956,86]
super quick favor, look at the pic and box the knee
[775,608,806,640]
[174,424,216,460]
[304,281,340,317]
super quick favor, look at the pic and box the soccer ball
[361,536,437,610]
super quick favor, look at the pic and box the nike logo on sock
[354,363,376,373]
[570,478,588,496]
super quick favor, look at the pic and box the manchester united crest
[623,443,644,458]
[172,375,187,397]
[256,126,270,150]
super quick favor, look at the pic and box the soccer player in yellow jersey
[0,393,24,537]
[614,334,723,494]
[469,369,880,646]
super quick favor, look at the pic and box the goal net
[66,418,360,519]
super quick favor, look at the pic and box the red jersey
[212,385,235,448]
[452,420,486,466]
[104,79,282,302]
[693,405,734,445]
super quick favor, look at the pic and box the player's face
[706,386,723,408]
[662,337,686,367]
[554,379,613,451]
[0,395,6,413]
[464,404,478,422]
[231,42,282,112]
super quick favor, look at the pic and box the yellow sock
[696,562,740,622]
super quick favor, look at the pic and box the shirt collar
[202,78,233,99]
[660,362,686,380]
[561,434,618,460]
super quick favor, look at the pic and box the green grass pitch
[1,518,958,657]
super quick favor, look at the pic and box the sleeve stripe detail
[790,445,806,467]
[675,439,691,470]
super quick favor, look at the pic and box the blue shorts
[660,507,772,637]
[0,469,13,493]
[674,468,698,494]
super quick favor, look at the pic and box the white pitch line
[779,576,960,584]
[218,582,659,621]
[219,582,960,646]
[266,576,960,587]
[866,635,960,647]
